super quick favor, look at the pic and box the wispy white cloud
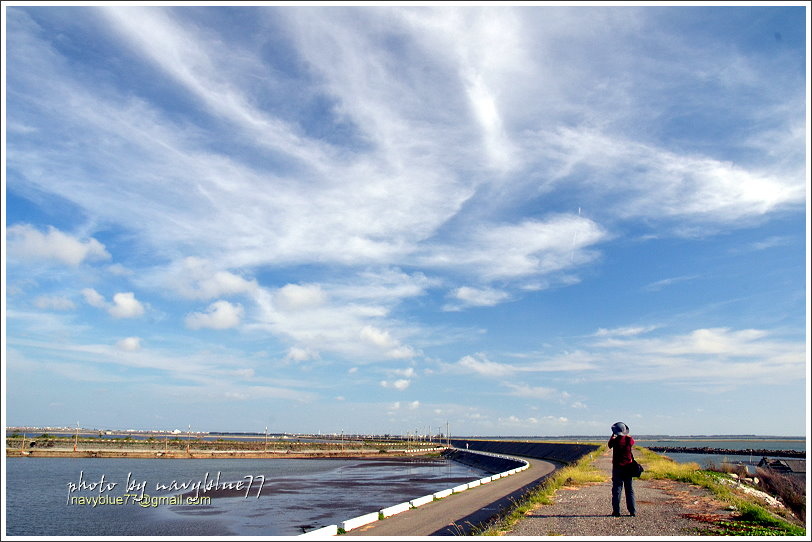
[33,295,76,311]
[542,127,805,227]
[284,346,319,363]
[392,367,417,378]
[116,337,142,352]
[145,257,258,300]
[455,353,516,377]
[444,286,511,311]
[246,278,426,364]
[642,276,698,292]
[502,382,564,401]
[594,325,659,337]
[7,224,110,266]
[275,284,328,312]
[81,288,145,319]
[420,215,608,280]
[9,6,800,297]
[98,6,330,166]
[82,288,107,309]
[589,327,805,387]
[7,335,316,401]
[732,236,794,254]
[498,414,569,427]
[108,293,146,319]
[185,300,243,330]
[468,325,803,392]
[360,326,410,356]
[380,379,411,391]
[4,6,805,434]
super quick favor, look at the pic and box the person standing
[608,421,636,517]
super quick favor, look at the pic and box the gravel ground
[505,451,736,537]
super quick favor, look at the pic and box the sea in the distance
[475,435,806,468]
[502,435,806,468]
[5,457,488,536]
[632,436,806,468]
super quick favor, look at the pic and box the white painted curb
[332,447,531,534]
[433,488,453,499]
[409,494,434,508]
[300,524,338,537]
[380,501,411,518]
[340,511,380,532]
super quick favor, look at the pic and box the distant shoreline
[5,448,445,459]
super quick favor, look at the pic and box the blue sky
[3,4,809,437]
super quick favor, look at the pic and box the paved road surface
[505,451,737,536]
[345,457,558,536]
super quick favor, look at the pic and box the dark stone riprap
[648,446,804,458]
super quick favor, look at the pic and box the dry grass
[755,467,806,522]
[633,446,702,480]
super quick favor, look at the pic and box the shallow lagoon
[5,457,487,536]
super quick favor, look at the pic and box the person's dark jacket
[608,435,635,467]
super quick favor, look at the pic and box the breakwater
[449,439,600,464]
[648,447,805,458]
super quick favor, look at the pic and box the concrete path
[505,451,736,537]
[345,457,557,536]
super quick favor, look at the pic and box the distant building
[757,458,806,477]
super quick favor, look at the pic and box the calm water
[631,437,806,451]
[631,438,806,468]
[5,457,487,536]
[476,436,805,449]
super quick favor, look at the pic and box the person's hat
[611,422,629,436]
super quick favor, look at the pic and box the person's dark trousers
[611,466,636,516]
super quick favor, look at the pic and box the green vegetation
[713,519,796,536]
[633,447,804,535]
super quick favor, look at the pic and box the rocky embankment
[441,448,526,474]
[648,446,804,458]
[449,439,600,464]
